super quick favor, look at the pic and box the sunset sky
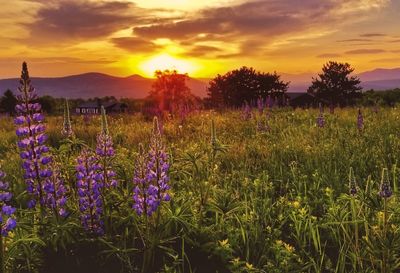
[0,0,399,79]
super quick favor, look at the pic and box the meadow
[1,104,400,273]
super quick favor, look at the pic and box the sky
[0,0,399,79]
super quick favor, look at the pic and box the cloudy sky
[0,0,399,78]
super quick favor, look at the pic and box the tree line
[1,61,399,115]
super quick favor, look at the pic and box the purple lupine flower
[379,168,392,199]
[0,170,17,236]
[316,103,325,128]
[373,104,379,113]
[133,117,171,217]
[132,144,158,216]
[242,102,252,120]
[348,167,357,196]
[357,108,364,131]
[61,99,74,138]
[266,95,271,108]
[43,161,68,217]
[76,149,104,235]
[14,62,52,208]
[95,106,117,188]
[146,117,171,204]
[257,119,270,132]
[257,97,264,115]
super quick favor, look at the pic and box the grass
[0,106,400,272]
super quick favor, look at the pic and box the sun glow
[139,54,198,77]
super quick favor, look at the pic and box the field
[1,106,400,273]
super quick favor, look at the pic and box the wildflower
[245,263,254,270]
[76,149,104,235]
[132,144,158,216]
[43,161,68,217]
[242,102,252,120]
[283,242,295,252]
[316,103,325,127]
[0,170,17,236]
[95,106,117,188]
[357,108,364,131]
[132,117,171,217]
[257,97,264,114]
[257,119,269,132]
[291,201,300,208]
[146,117,171,205]
[219,239,230,248]
[348,167,357,196]
[14,62,52,208]
[379,168,392,198]
[61,99,74,138]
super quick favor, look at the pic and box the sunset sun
[139,54,198,77]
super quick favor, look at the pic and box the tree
[207,66,289,107]
[307,61,362,106]
[0,89,17,115]
[149,70,192,113]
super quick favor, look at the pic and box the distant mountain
[0,72,209,99]
[1,68,399,98]
[284,68,400,92]
[358,68,400,82]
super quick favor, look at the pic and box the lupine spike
[61,98,74,137]
[76,149,104,234]
[14,62,52,209]
[242,102,252,120]
[357,108,364,131]
[349,167,357,196]
[44,161,68,217]
[132,143,153,216]
[316,103,325,128]
[96,110,117,188]
[153,116,161,136]
[0,169,17,236]
[379,168,392,198]
[101,106,109,136]
[132,117,171,216]
[211,119,217,148]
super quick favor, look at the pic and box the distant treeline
[1,88,400,115]
[2,61,400,115]
[359,89,400,107]
[0,90,148,115]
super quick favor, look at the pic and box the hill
[0,72,209,99]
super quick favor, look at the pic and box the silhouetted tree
[149,70,192,113]
[0,89,17,115]
[307,61,362,107]
[38,96,55,113]
[207,66,289,107]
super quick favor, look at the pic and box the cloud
[0,57,115,65]
[133,0,338,40]
[316,53,341,58]
[184,45,222,57]
[370,57,400,63]
[24,0,149,43]
[131,0,389,58]
[111,37,161,53]
[345,49,386,54]
[337,38,372,42]
[360,33,387,37]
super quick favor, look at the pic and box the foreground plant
[133,117,170,217]
[0,169,17,273]
[61,98,74,138]
[14,62,52,210]
[316,103,325,128]
[76,149,103,235]
[96,106,117,188]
